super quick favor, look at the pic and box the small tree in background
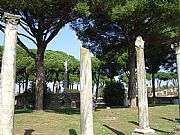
[103,82,125,106]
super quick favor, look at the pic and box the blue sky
[47,25,82,59]
[0,24,82,59]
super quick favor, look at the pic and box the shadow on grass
[15,109,33,114]
[45,108,80,115]
[24,128,35,135]
[69,129,78,135]
[160,117,175,122]
[128,121,138,126]
[152,128,174,134]
[103,124,125,135]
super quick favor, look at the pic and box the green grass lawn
[14,105,180,135]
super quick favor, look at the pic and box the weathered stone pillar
[171,43,180,117]
[132,36,155,135]
[80,47,94,135]
[64,60,68,92]
[0,13,21,135]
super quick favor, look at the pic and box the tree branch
[23,11,37,39]
[20,19,29,27]
[42,14,57,32]
[17,37,36,59]
[0,23,5,32]
[19,22,34,37]
[18,32,36,44]
[45,20,64,45]
[45,16,79,45]
[160,28,180,35]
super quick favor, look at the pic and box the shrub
[25,81,51,109]
[103,82,125,106]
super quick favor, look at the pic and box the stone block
[132,128,155,135]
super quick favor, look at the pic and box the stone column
[132,36,155,135]
[0,13,21,135]
[171,43,180,117]
[64,60,68,92]
[80,47,94,135]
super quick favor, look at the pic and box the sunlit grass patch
[14,105,180,135]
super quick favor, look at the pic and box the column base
[174,125,180,131]
[132,128,155,135]
[80,130,94,135]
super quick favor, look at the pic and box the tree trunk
[18,82,21,94]
[110,77,113,84]
[25,77,29,93]
[22,80,25,93]
[95,83,99,101]
[24,77,29,107]
[166,81,169,88]
[35,48,45,110]
[157,79,162,91]
[95,73,100,100]
[77,83,79,90]
[55,81,59,93]
[67,72,70,89]
[53,79,55,93]
[152,73,156,103]
[32,80,35,91]
[58,81,61,93]
[128,46,137,108]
